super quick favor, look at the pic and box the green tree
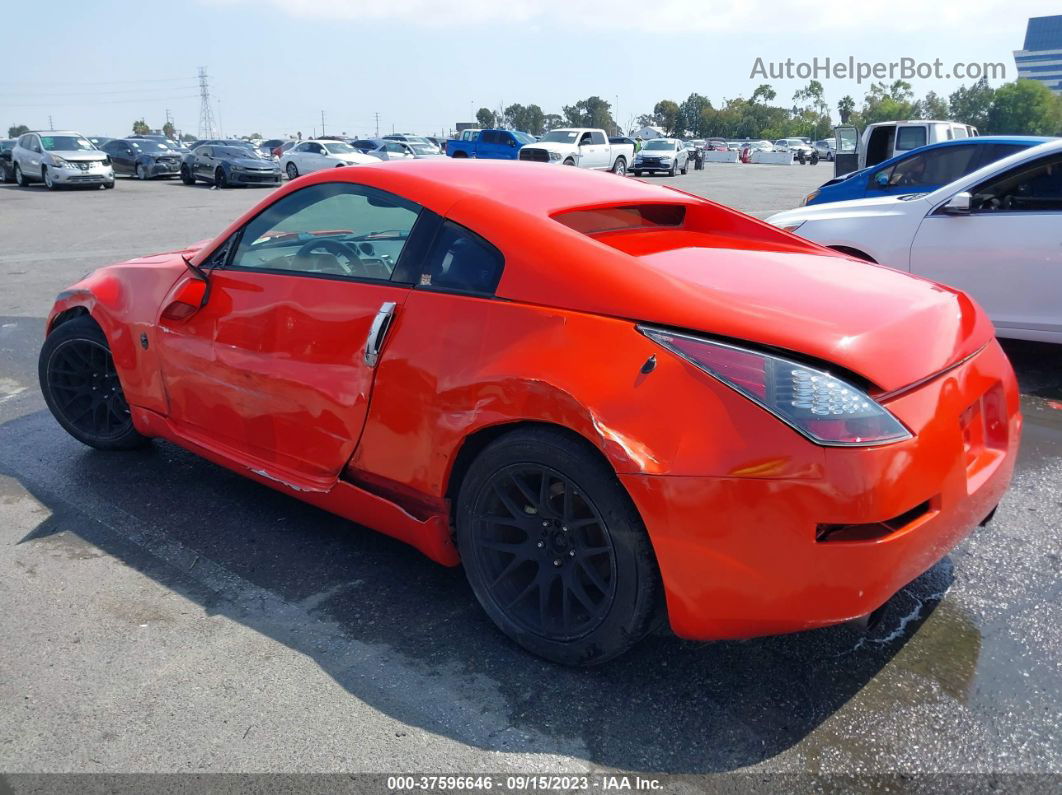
[503,103,546,135]
[132,119,150,135]
[750,84,777,104]
[542,113,565,131]
[948,77,996,129]
[562,96,617,133]
[837,96,855,124]
[913,91,950,120]
[8,124,29,137]
[860,82,916,124]
[651,100,681,135]
[679,93,711,137]
[162,121,176,139]
[475,107,496,129]
[984,79,1062,135]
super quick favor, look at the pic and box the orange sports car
[39,161,1020,664]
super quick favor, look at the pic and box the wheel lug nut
[542,520,549,527]
[553,559,562,567]
[537,541,544,548]
[569,550,575,557]
[562,526,568,532]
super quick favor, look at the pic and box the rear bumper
[622,340,1021,640]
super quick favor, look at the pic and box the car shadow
[1000,339,1062,399]
[0,403,969,772]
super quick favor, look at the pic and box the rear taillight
[639,327,911,447]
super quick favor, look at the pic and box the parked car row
[769,137,1062,344]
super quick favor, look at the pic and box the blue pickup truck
[446,129,535,159]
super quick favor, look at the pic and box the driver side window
[971,154,1062,213]
[228,182,422,281]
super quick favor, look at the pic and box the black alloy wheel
[39,316,148,450]
[471,463,618,641]
[457,427,662,665]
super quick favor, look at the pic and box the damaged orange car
[39,161,1020,664]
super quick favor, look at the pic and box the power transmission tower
[48,115,54,129]
[374,112,380,137]
[320,110,325,136]
[197,67,217,139]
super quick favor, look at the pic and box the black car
[100,139,183,180]
[0,139,15,182]
[180,145,281,188]
[350,140,378,154]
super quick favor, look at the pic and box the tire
[135,163,148,180]
[14,163,28,187]
[43,167,60,190]
[455,426,662,666]
[452,151,468,158]
[103,181,115,190]
[39,316,149,451]
[633,170,642,177]
[563,158,576,166]
[215,167,227,188]
[681,159,689,175]
[180,165,195,185]
[286,162,299,180]
[611,157,626,176]
[1,167,11,184]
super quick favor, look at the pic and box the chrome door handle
[364,301,397,367]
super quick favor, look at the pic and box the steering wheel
[294,238,360,275]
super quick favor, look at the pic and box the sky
[1,0,1058,139]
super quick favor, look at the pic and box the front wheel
[136,163,148,180]
[44,167,60,190]
[456,427,662,666]
[633,170,642,177]
[39,316,148,451]
[563,158,576,166]
[215,167,228,188]
[180,165,195,185]
[286,162,299,180]
[667,162,676,177]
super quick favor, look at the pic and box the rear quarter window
[421,221,504,295]
[896,126,927,150]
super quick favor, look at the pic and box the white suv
[12,131,115,190]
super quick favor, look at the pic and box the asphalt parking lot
[1,164,1060,777]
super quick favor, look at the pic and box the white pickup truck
[517,128,634,175]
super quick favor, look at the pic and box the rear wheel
[456,427,661,665]
[563,158,576,166]
[611,157,627,176]
[14,163,28,186]
[681,159,689,175]
[39,316,148,451]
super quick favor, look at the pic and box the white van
[858,120,977,169]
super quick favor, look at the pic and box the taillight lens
[639,327,911,447]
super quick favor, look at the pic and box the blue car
[803,135,1055,206]
[446,129,535,160]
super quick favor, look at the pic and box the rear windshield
[553,204,686,235]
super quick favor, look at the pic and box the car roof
[860,134,1057,173]
[30,130,83,136]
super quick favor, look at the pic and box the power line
[3,95,200,108]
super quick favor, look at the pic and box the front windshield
[41,135,94,152]
[324,142,356,154]
[129,140,170,152]
[512,131,535,144]
[409,144,436,155]
[540,130,579,144]
[643,140,675,151]
[218,146,257,158]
